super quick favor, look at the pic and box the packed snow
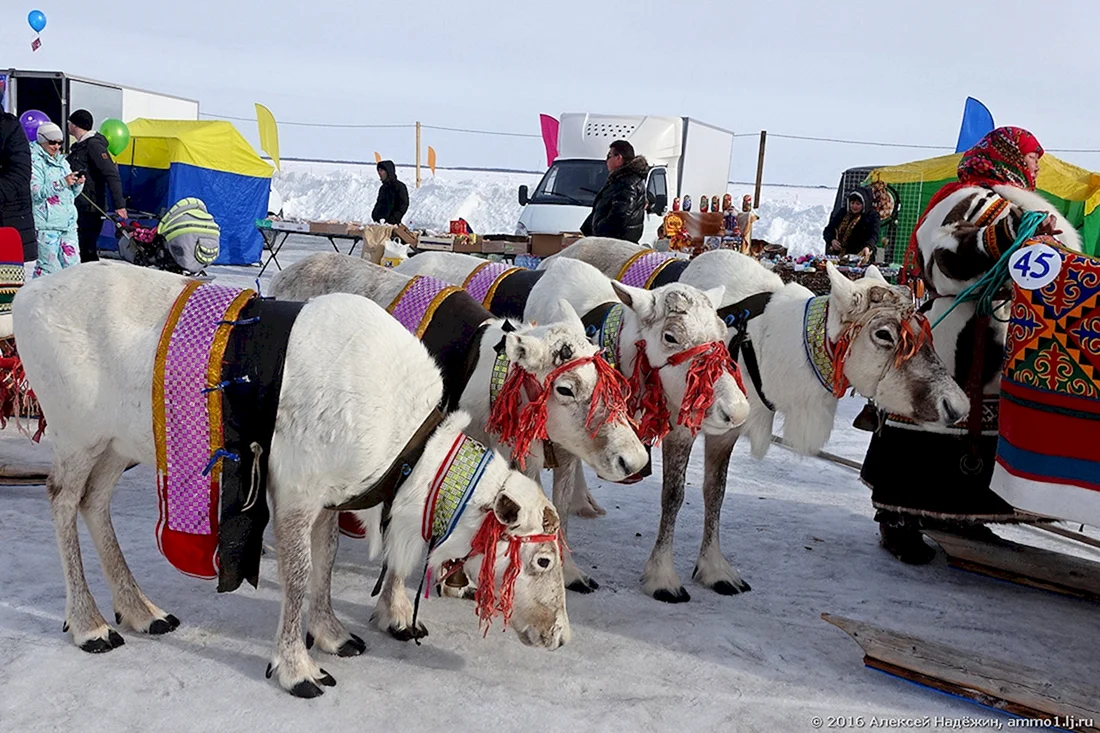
[2,176,1097,733]
[272,161,835,258]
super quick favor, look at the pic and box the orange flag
[374,151,382,163]
[427,146,437,176]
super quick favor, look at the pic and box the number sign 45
[1009,243,1063,290]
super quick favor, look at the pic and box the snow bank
[272,161,832,254]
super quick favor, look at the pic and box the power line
[421,124,540,139]
[767,133,954,151]
[202,112,413,130]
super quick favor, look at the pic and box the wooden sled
[924,529,1100,604]
[823,613,1100,731]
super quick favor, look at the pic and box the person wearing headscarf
[29,123,83,277]
[862,127,1082,564]
[823,186,881,259]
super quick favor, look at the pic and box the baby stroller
[116,197,221,275]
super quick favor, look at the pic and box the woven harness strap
[328,407,448,513]
[716,292,775,411]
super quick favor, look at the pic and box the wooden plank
[0,463,51,479]
[1031,523,1100,553]
[822,613,1100,731]
[925,530,1100,604]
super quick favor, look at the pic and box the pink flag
[539,114,559,166]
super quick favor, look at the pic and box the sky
[4,0,1100,188]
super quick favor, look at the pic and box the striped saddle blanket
[991,240,1100,527]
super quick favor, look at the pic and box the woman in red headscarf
[862,127,1083,564]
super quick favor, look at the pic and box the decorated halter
[418,431,562,636]
[591,303,744,446]
[803,295,933,398]
[486,334,634,469]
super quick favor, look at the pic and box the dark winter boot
[877,512,936,565]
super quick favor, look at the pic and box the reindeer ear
[555,299,585,334]
[863,265,886,283]
[493,492,522,528]
[541,505,560,535]
[827,263,856,318]
[703,285,726,310]
[505,332,549,372]
[613,281,655,323]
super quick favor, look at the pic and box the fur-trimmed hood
[610,155,649,181]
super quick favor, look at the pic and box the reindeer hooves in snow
[652,586,691,604]
[267,663,336,699]
[78,627,126,654]
[387,622,428,642]
[566,576,600,594]
[691,566,752,595]
[305,631,367,657]
[115,610,181,635]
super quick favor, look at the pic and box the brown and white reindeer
[396,251,750,601]
[13,261,570,699]
[545,238,971,596]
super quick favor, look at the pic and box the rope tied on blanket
[930,210,1049,329]
[201,375,251,394]
[202,448,240,477]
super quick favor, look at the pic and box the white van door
[642,167,669,245]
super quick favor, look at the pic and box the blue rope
[930,210,1049,329]
[218,316,260,327]
[201,375,251,394]
[202,449,240,476]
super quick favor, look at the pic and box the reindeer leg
[643,431,694,603]
[553,455,598,593]
[305,510,365,657]
[49,447,125,652]
[269,504,335,698]
[693,431,751,595]
[80,448,180,635]
[372,571,428,641]
[569,464,607,519]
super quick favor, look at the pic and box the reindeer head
[465,471,570,650]
[826,264,969,425]
[612,281,750,438]
[498,300,648,481]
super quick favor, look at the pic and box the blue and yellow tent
[107,119,273,265]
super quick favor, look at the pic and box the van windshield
[530,160,609,206]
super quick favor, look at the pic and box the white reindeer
[547,238,972,591]
[397,252,750,600]
[13,261,570,698]
[269,253,648,487]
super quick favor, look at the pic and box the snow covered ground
[2,200,1097,733]
[272,161,835,259]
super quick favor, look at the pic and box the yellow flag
[374,151,382,164]
[427,146,437,176]
[254,103,280,171]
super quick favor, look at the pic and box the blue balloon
[28,10,47,33]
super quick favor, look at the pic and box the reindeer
[13,261,570,698]
[546,239,971,597]
[396,252,750,600]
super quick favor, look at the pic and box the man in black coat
[67,109,127,262]
[823,186,880,260]
[372,160,409,225]
[0,107,37,261]
[580,140,649,243]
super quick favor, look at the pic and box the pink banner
[539,114,559,167]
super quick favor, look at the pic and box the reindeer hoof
[305,632,314,650]
[317,669,336,687]
[566,577,599,594]
[653,587,691,604]
[388,623,428,642]
[712,580,751,595]
[148,617,178,635]
[290,680,325,699]
[80,630,125,654]
[337,634,366,657]
[114,612,121,624]
[265,663,274,679]
[62,622,69,633]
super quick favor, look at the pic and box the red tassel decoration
[627,340,671,446]
[472,513,506,635]
[667,341,744,433]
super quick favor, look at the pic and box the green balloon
[99,118,130,156]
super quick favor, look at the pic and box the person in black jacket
[372,160,409,225]
[823,186,880,260]
[580,140,649,243]
[66,110,127,262]
[0,107,37,262]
